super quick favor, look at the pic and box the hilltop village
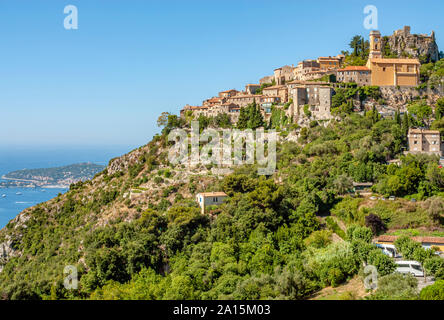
[1,26,444,302]
[180,27,443,150]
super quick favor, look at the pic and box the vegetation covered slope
[0,111,443,300]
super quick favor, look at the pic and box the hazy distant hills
[1,163,105,188]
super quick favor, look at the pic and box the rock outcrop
[379,86,443,111]
[384,26,440,62]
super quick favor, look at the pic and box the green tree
[408,102,433,127]
[349,35,363,56]
[420,280,444,300]
[436,97,444,120]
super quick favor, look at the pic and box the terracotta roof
[369,58,420,64]
[228,94,261,98]
[338,66,370,72]
[377,235,444,245]
[220,89,238,93]
[197,192,228,197]
[409,128,440,134]
[183,105,207,110]
[318,56,341,60]
[287,80,330,86]
[262,85,287,90]
[206,97,222,102]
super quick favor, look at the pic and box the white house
[196,192,228,214]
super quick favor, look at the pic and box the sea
[0,145,131,229]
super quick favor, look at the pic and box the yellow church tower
[369,30,382,59]
[366,29,420,87]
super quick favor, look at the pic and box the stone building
[245,84,261,95]
[259,75,274,85]
[203,96,225,107]
[274,65,295,85]
[180,105,209,118]
[262,85,288,103]
[407,128,442,156]
[219,89,239,98]
[337,66,371,86]
[317,56,342,70]
[259,96,281,113]
[286,81,333,120]
[226,94,261,107]
[293,60,320,80]
[366,30,420,87]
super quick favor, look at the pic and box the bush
[420,280,444,300]
[368,273,418,300]
[365,214,387,235]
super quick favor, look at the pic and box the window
[382,67,386,72]
[411,265,422,272]
[213,197,218,202]
[414,141,418,144]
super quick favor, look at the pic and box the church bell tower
[369,30,382,59]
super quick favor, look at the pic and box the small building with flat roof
[196,192,228,214]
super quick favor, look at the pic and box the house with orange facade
[366,30,420,87]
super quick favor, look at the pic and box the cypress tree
[237,107,249,129]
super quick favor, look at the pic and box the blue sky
[0,0,442,150]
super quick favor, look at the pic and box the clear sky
[0,0,442,150]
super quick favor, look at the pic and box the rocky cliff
[384,26,440,62]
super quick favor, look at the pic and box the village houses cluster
[181,28,422,124]
[180,27,442,166]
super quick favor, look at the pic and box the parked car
[395,260,424,277]
[380,197,386,201]
[389,196,396,201]
[370,196,377,201]
[411,198,417,203]
[376,243,400,258]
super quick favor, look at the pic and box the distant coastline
[0,163,105,189]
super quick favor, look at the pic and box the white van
[376,244,400,258]
[395,260,424,277]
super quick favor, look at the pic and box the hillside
[1,163,105,188]
[0,111,443,300]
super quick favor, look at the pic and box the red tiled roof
[338,66,370,72]
[377,235,444,244]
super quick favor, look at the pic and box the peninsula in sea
[0,163,105,189]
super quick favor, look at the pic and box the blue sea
[0,145,132,229]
